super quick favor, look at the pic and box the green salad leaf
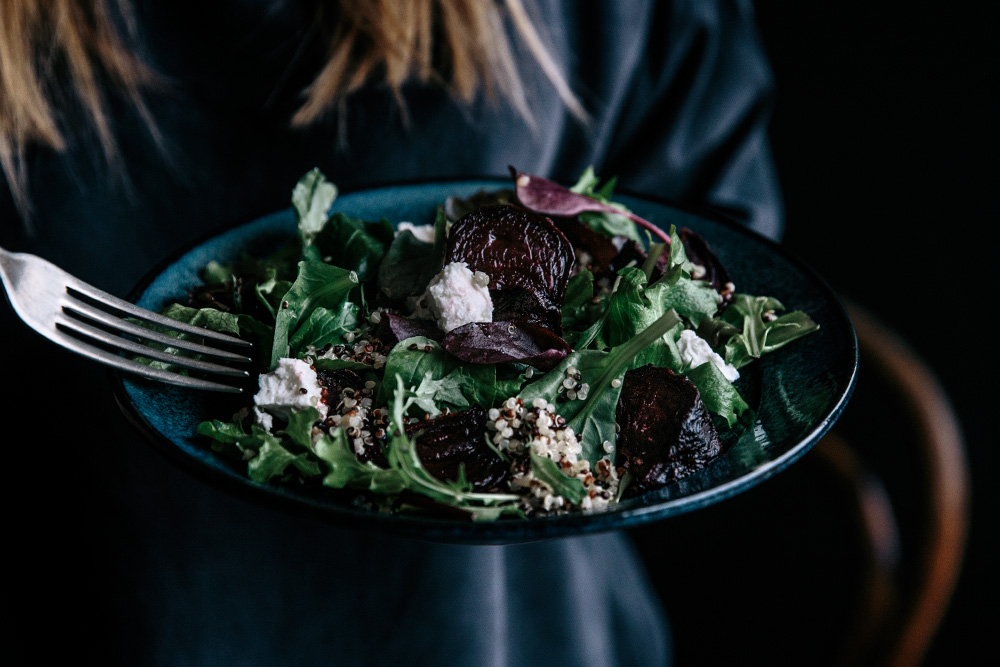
[716,295,820,369]
[173,167,823,521]
[269,260,359,370]
[293,168,338,244]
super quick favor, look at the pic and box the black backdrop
[756,4,993,664]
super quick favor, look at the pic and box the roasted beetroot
[404,406,508,491]
[489,286,561,333]
[615,365,722,493]
[550,215,622,279]
[446,203,574,330]
[679,227,734,309]
[442,321,571,371]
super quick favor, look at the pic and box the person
[1,1,781,664]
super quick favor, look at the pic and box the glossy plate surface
[113,180,858,544]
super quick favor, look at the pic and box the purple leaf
[442,321,571,371]
[509,167,670,244]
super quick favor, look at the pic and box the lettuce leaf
[719,295,820,369]
[269,261,358,370]
[293,168,338,244]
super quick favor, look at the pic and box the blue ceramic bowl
[112,180,857,544]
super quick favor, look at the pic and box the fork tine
[55,313,251,378]
[62,293,253,362]
[47,325,246,393]
[65,283,252,348]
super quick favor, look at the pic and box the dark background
[636,4,995,665]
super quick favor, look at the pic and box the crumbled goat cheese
[417,261,493,333]
[253,407,274,432]
[253,358,328,425]
[396,222,436,244]
[677,329,740,382]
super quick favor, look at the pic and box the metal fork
[1,245,253,393]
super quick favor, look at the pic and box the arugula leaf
[659,225,696,283]
[605,268,653,347]
[313,428,407,494]
[568,167,640,241]
[131,303,268,371]
[640,242,667,281]
[378,336,496,412]
[249,431,322,481]
[280,408,322,451]
[312,358,376,372]
[408,370,471,417]
[645,275,720,328]
[578,211,641,241]
[255,269,293,320]
[683,361,750,428]
[197,418,321,482]
[385,376,520,510]
[530,451,586,504]
[561,269,596,332]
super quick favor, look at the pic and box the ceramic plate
[112,179,858,544]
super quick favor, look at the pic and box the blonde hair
[1,0,583,222]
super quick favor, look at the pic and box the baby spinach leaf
[378,207,448,300]
[308,212,392,282]
[270,261,358,370]
[287,301,361,357]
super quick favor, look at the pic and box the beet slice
[442,320,571,371]
[615,365,722,493]
[679,227,734,309]
[404,406,508,491]
[490,286,561,333]
[446,204,574,323]
[551,215,622,280]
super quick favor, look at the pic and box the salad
[148,167,818,521]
